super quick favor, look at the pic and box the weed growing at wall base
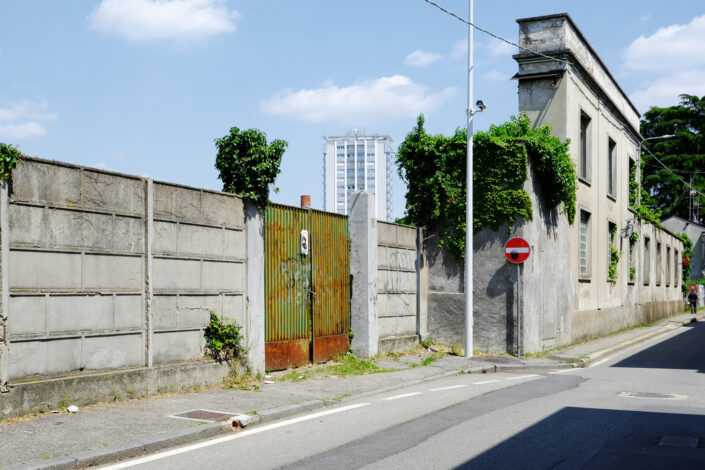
[204,311,245,362]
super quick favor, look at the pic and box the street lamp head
[476,100,486,111]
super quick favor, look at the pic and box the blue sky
[1,1,703,219]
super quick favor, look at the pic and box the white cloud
[631,69,705,112]
[0,100,57,122]
[484,70,507,82]
[0,122,46,140]
[487,39,516,57]
[623,14,705,72]
[0,101,56,140]
[261,75,457,124]
[404,49,442,67]
[625,14,705,112]
[87,0,239,41]
[450,39,467,59]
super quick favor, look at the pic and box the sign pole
[504,237,530,356]
[517,262,521,356]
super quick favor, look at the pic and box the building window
[666,246,671,286]
[674,249,679,288]
[580,210,591,277]
[643,237,651,285]
[629,229,637,282]
[607,138,617,198]
[580,113,592,181]
[656,242,662,285]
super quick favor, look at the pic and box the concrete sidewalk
[2,311,701,470]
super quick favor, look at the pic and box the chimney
[300,195,311,209]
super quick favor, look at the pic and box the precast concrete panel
[7,296,46,336]
[378,293,416,317]
[9,251,81,289]
[82,254,142,290]
[80,170,145,215]
[9,338,81,379]
[11,160,81,206]
[202,261,244,291]
[378,270,416,293]
[47,294,114,333]
[153,184,203,223]
[200,191,244,228]
[223,229,246,259]
[177,224,224,258]
[82,334,142,370]
[152,258,201,290]
[152,330,203,364]
[378,314,416,337]
[114,294,143,329]
[8,204,43,247]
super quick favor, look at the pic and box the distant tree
[214,127,287,211]
[640,94,705,223]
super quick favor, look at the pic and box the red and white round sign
[504,237,530,263]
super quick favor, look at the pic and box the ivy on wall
[629,152,663,227]
[0,143,21,181]
[677,232,694,294]
[608,224,620,280]
[629,231,639,281]
[397,113,577,260]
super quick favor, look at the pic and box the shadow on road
[611,322,705,373]
[457,407,705,469]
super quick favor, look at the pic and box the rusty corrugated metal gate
[264,204,350,370]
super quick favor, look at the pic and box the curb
[8,422,232,470]
[578,315,701,368]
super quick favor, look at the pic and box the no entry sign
[505,237,530,263]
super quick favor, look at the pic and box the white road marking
[505,374,539,381]
[99,403,370,469]
[473,380,499,385]
[549,369,577,374]
[429,385,469,392]
[382,392,424,401]
[589,357,612,368]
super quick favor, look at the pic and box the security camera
[476,100,486,111]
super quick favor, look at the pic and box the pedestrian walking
[688,286,698,315]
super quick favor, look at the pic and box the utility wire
[422,0,572,65]
[642,145,705,200]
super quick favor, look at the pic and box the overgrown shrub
[204,311,245,362]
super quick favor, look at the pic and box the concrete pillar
[349,191,378,358]
[0,182,8,391]
[245,201,265,373]
[144,179,154,368]
[416,226,428,339]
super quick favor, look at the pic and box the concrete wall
[376,222,421,353]
[1,157,251,382]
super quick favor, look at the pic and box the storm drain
[171,409,238,422]
[617,391,689,400]
[657,435,701,448]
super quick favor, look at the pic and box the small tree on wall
[0,143,21,181]
[214,127,288,211]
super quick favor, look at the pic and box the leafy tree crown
[214,127,287,211]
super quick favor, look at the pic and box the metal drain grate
[171,409,237,422]
[658,435,700,448]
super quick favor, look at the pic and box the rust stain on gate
[265,204,350,370]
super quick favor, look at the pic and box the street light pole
[636,134,675,207]
[464,0,474,358]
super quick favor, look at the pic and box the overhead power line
[422,0,572,65]
[642,145,705,200]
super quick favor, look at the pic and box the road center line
[100,403,370,469]
[429,385,469,392]
[382,392,424,401]
[505,374,539,381]
[473,380,499,385]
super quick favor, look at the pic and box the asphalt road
[101,322,705,470]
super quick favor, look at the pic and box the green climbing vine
[629,151,663,227]
[0,143,21,181]
[608,224,620,280]
[677,232,694,294]
[629,231,639,281]
[397,113,576,260]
